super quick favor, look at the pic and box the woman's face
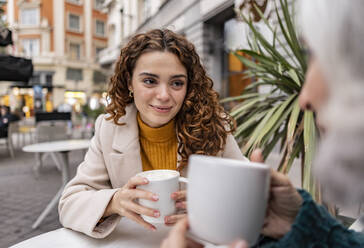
[299,57,329,131]
[130,51,188,128]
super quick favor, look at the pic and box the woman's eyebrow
[139,72,187,79]
[139,72,158,78]
[170,74,187,79]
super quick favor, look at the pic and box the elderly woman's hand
[250,149,303,239]
[104,175,159,231]
[164,190,187,225]
[161,217,249,248]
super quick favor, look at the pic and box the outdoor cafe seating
[33,111,72,172]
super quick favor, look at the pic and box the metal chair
[17,117,36,147]
[33,120,70,174]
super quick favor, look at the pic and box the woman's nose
[156,86,170,101]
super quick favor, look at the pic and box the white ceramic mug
[187,155,270,245]
[137,169,187,223]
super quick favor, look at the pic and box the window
[30,74,41,85]
[21,39,40,57]
[30,72,54,86]
[94,0,104,10]
[20,8,39,26]
[68,14,81,32]
[46,74,53,86]
[66,68,83,81]
[93,70,106,83]
[69,43,81,60]
[95,20,105,36]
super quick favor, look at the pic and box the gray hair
[299,0,364,205]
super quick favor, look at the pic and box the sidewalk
[0,147,84,247]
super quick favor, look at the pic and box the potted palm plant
[222,0,321,202]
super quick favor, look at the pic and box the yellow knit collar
[137,112,176,142]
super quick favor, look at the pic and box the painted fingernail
[152,194,159,201]
[154,211,160,217]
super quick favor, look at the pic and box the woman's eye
[143,78,156,85]
[171,81,185,88]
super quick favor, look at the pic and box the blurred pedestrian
[0,105,20,138]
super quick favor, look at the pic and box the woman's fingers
[250,149,264,163]
[165,213,186,225]
[171,190,186,201]
[162,217,189,242]
[270,169,291,187]
[176,200,187,209]
[126,188,158,201]
[126,176,149,189]
[161,217,204,248]
[124,200,159,218]
[161,218,189,248]
[123,209,156,231]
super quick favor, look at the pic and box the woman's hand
[250,149,303,239]
[104,175,159,231]
[161,217,248,248]
[165,190,187,225]
[161,217,203,248]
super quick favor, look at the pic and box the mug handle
[179,177,188,184]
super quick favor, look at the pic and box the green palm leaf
[223,0,320,202]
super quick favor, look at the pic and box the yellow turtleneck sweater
[137,113,178,171]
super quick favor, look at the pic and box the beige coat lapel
[108,105,143,188]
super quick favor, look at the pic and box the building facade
[2,0,108,114]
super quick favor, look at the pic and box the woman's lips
[150,105,172,113]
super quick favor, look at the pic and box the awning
[0,55,33,82]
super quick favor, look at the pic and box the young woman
[58,29,247,238]
[162,0,364,247]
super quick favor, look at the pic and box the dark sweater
[255,190,364,247]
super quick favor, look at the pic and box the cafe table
[22,139,91,229]
[10,218,170,248]
[10,218,224,248]
[11,214,363,248]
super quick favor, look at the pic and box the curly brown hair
[106,29,236,167]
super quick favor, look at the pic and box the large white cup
[187,155,270,245]
[137,169,187,223]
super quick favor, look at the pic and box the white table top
[11,218,171,248]
[22,139,91,153]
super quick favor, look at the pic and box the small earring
[129,90,133,98]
